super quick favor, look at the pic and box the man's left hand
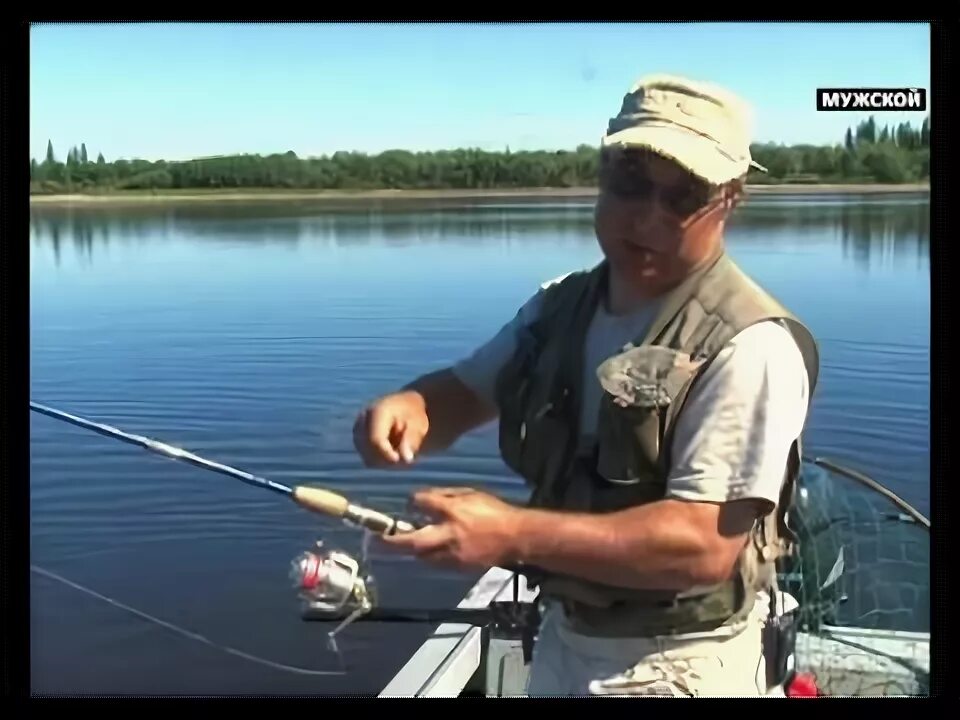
[379,488,523,571]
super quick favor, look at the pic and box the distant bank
[30,184,930,207]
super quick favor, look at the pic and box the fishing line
[30,564,347,677]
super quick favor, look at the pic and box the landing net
[778,460,929,696]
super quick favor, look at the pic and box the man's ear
[717,182,746,216]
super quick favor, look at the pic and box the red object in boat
[786,672,820,697]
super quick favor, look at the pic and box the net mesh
[777,461,929,696]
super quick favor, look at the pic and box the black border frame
[3,15,955,704]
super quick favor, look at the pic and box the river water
[29,192,930,695]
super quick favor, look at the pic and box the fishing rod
[29,400,424,650]
[30,401,418,536]
[30,400,539,651]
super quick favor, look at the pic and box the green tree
[811,146,840,179]
[840,149,862,180]
[856,117,877,144]
[895,123,910,149]
[861,145,908,183]
[27,119,932,196]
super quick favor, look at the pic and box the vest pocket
[594,394,665,508]
[596,398,662,481]
[592,345,703,504]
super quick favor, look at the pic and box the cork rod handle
[291,486,350,518]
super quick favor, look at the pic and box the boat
[374,457,931,697]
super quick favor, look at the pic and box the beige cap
[601,74,768,185]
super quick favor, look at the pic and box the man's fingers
[366,407,401,463]
[379,524,451,555]
[374,437,401,464]
[396,418,428,464]
[379,527,464,571]
[396,422,416,464]
[352,394,430,468]
[410,487,471,516]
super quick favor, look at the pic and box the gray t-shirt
[453,280,661,454]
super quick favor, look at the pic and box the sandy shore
[30,184,930,206]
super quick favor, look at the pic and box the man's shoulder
[729,319,803,350]
[539,271,575,291]
[702,320,811,398]
[511,266,597,328]
[536,265,598,306]
[538,265,593,292]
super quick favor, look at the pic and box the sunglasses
[599,151,719,218]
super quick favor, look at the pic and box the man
[352,74,819,696]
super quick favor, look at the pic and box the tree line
[30,116,930,194]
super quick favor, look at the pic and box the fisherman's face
[594,148,736,297]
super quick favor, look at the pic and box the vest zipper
[533,403,553,421]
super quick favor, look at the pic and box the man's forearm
[403,369,497,453]
[511,500,738,591]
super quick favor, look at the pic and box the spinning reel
[289,538,377,652]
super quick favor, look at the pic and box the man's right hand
[353,391,429,467]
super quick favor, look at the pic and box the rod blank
[30,401,419,534]
[30,401,294,496]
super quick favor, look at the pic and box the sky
[30,23,931,163]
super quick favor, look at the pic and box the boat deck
[379,567,930,698]
[380,567,537,697]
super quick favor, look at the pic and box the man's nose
[625,200,674,248]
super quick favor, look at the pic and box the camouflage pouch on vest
[593,346,705,507]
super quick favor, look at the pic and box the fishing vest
[492,251,820,637]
